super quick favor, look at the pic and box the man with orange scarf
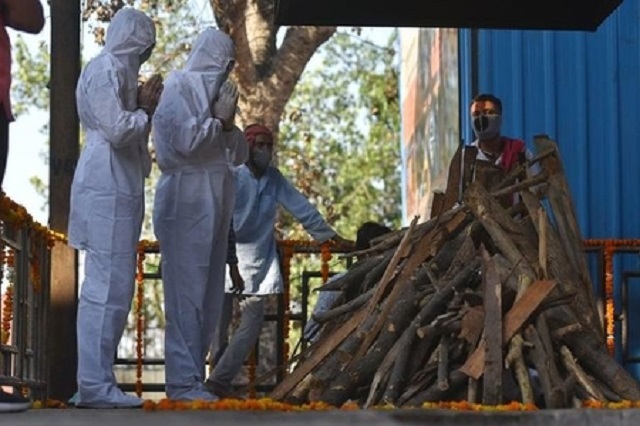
[206,124,348,397]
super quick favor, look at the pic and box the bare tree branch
[269,26,336,105]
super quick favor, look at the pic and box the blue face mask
[472,113,502,140]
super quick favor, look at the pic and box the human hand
[137,74,164,117]
[229,263,245,299]
[331,234,355,249]
[212,80,239,131]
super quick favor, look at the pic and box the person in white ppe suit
[152,28,248,401]
[205,124,351,398]
[68,8,163,408]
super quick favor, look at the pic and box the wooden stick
[481,246,503,405]
[560,345,607,402]
[490,170,549,199]
[538,206,548,279]
[460,279,557,380]
[437,336,450,391]
[505,333,535,404]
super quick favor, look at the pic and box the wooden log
[350,211,471,366]
[322,254,479,407]
[310,313,379,390]
[313,287,374,324]
[468,378,479,404]
[270,304,370,400]
[320,279,420,407]
[437,336,451,391]
[360,216,418,319]
[320,254,387,292]
[397,366,438,407]
[533,135,600,340]
[519,190,603,347]
[438,233,477,286]
[353,251,394,296]
[523,322,565,408]
[404,326,438,386]
[505,333,535,405]
[404,370,468,407]
[380,326,415,405]
[459,306,485,348]
[460,279,557,379]
[490,169,550,200]
[559,345,606,402]
[464,183,539,279]
[561,330,640,400]
[481,247,503,405]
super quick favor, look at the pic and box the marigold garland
[31,397,640,412]
[582,239,640,355]
[135,249,146,397]
[422,401,537,412]
[320,242,332,284]
[1,284,13,345]
[603,245,615,355]
[281,245,294,368]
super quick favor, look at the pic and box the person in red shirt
[0,0,44,413]
[0,0,44,192]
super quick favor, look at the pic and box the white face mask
[472,113,502,140]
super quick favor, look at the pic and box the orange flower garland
[2,284,13,345]
[422,401,537,411]
[281,245,294,368]
[320,242,332,283]
[603,245,615,355]
[581,239,640,355]
[30,238,41,293]
[135,249,146,397]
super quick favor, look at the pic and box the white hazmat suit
[152,28,248,401]
[68,8,155,408]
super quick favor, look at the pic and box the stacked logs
[269,135,640,408]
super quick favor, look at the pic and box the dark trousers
[0,112,8,192]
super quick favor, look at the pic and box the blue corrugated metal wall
[460,0,640,239]
[459,0,640,375]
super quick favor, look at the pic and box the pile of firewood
[269,135,640,408]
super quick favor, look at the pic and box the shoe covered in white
[168,384,219,402]
[76,386,143,409]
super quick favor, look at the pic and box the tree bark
[210,0,336,135]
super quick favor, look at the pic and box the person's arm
[153,77,226,157]
[80,67,150,149]
[4,0,45,34]
[275,170,337,243]
[227,218,238,266]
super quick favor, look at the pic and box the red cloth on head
[244,124,273,148]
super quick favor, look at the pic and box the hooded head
[185,28,235,75]
[104,8,156,68]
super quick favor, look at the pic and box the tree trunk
[211,0,336,140]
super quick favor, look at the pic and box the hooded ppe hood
[185,28,234,73]
[104,8,156,70]
[183,28,235,101]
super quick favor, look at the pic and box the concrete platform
[4,408,640,426]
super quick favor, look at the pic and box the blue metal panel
[459,0,640,376]
[460,0,640,240]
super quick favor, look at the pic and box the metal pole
[48,0,80,400]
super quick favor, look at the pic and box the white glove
[212,80,239,124]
